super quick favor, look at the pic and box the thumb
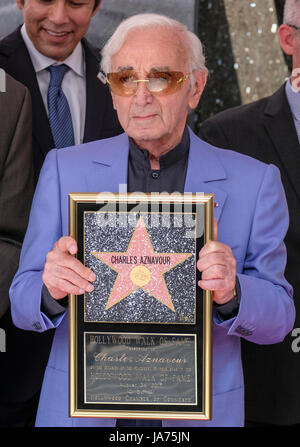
[55,236,78,255]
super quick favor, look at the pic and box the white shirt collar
[21,24,85,77]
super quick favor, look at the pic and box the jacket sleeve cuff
[41,284,68,317]
[213,276,241,322]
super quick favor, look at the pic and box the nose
[48,0,70,25]
[133,81,154,106]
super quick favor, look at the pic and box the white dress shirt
[21,24,86,146]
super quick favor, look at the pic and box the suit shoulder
[0,71,30,112]
[203,96,270,126]
[82,38,99,56]
[209,142,282,196]
[0,27,23,56]
[201,84,286,130]
[192,130,272,174]
[209,138,267,165]
[204,137,274,179]
[54,133,127,161]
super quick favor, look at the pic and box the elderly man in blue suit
[10,14,295,427]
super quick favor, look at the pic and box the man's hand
[42,236,96,300]
[197,219,236,304]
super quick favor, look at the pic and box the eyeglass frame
[105,71,190,96]
[287,23,300,31]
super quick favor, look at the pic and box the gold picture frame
[69,192,213,420]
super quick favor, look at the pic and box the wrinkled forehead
[111,27,189,73]
[112,65,177,74]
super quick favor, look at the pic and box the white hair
[100,13,207,76]
[283,0,300,26]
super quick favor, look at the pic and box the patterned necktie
[47,64,75,148]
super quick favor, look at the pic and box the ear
[278,24,298,56]
[92,0,102,17]
[15,0,24,11]
[188,69,207,110]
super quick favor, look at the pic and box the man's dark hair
[94,0,101,10]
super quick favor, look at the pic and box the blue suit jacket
[9,128,295,427]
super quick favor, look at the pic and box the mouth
[43,28,72,40]
[133,114,157,120]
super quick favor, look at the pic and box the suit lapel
[263,84,300,201]
[85,130,228,222]
[185,129,228,222]
[85,133,129,192]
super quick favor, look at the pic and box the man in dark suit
[200,0,300,426]
[0,0,122,183]
[0,72,34,425]
[0,0,122,426]
[0,72,33,322]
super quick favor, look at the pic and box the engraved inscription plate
[85,333,197,406]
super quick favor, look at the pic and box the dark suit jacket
[0,28,122,424]
[0,73,33,318]
[0,26,123,183]
[200,84,300,425]
[0,72,37,425]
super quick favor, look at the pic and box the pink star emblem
[91,217,192,312]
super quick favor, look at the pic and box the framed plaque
[69,192,213,420]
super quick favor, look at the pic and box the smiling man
[16,0,100,61]
[0,0,122,182]
[10,13,295,427]
[0,0,122,428]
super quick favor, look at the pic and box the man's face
[16,0,100,61]
[110,27,206,150]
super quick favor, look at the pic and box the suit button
[151,171,160,179]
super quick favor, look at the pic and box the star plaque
[84,212,197,324]
[91,216,192,313]
[69,193,213,421]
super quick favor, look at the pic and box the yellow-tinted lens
[107,71,139,96]
[107,71,188,96]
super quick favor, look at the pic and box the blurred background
[0,0,289,130]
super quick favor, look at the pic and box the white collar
[21,24,85,77]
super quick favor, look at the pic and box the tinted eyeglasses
[288,23,300,31]
[106,70,190,96]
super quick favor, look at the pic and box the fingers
[42,236,96,300]
[198,240,233,260]
[197,240,236,304]
[53,236,78,255]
